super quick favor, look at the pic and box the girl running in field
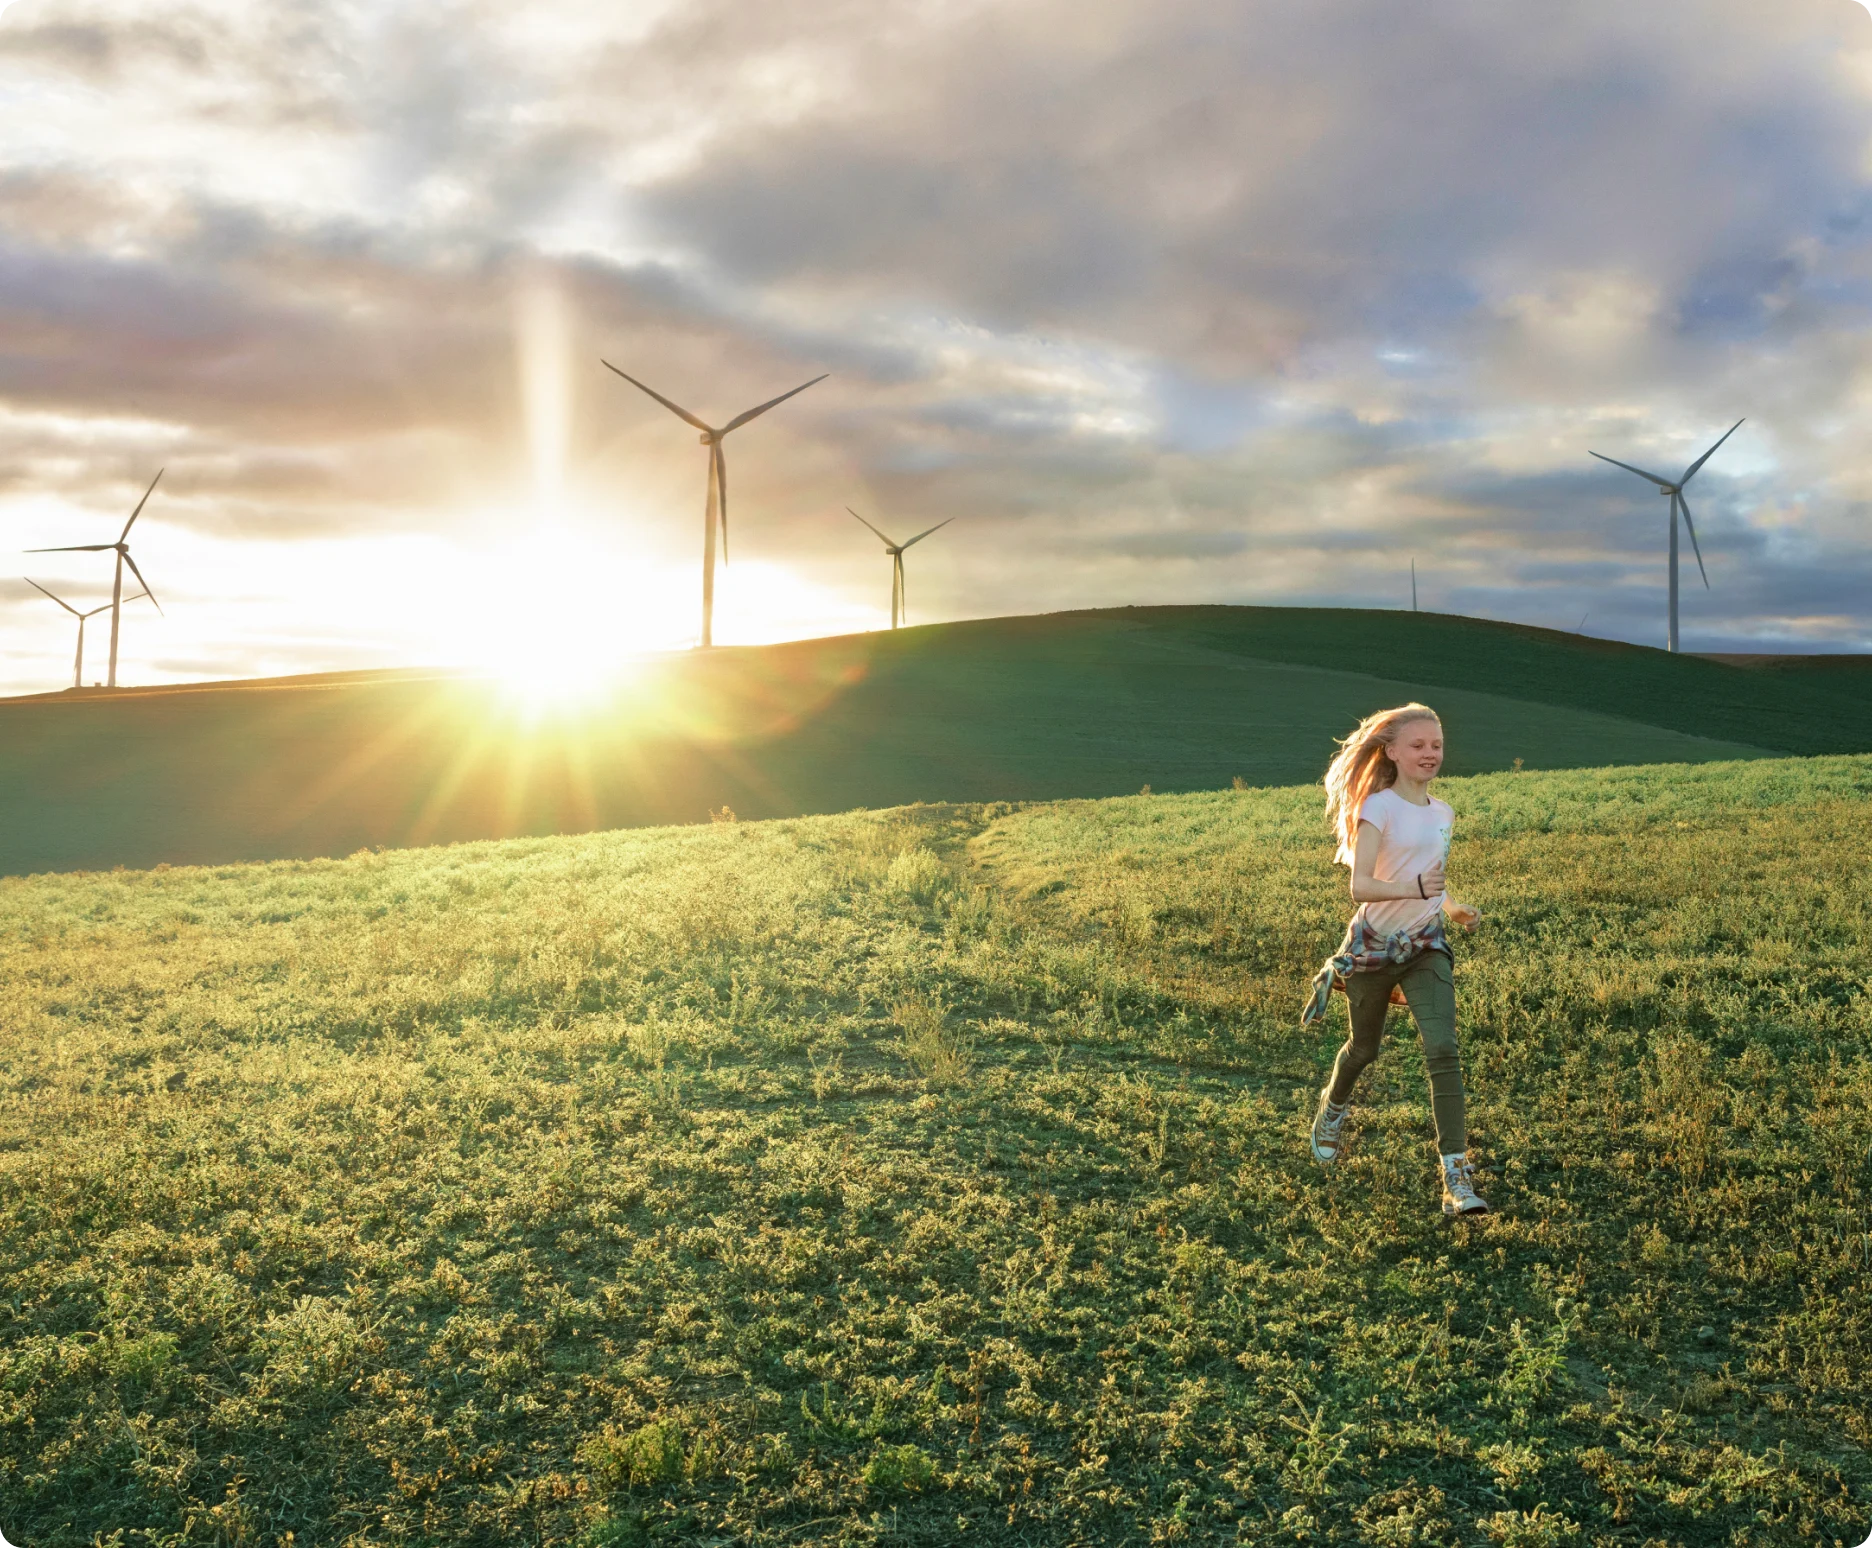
[1301,704,1488,1216]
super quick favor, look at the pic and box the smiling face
[1384,717,1444,784]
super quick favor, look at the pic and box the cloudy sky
[2,0,1871,693]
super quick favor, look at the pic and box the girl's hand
[1446,899,1480,931]
[1416,859,1446,897]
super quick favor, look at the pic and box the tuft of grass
[863,1441,936,1496]
[892,992,972,1088]
[1479,1505,1586,1546]
[582,1420,688,1489]
[885,845,951,905]
[805,1044,843,1102]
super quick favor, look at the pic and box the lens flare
[516,274,571,518]
[490,270,623,710]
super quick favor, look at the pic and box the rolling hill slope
[1,757,1866,1544]
[0,605,1848,875]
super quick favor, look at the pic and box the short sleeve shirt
[1354,788,1453,937]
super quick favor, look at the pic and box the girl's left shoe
[1310,1090,1351,1163]
[1439,1152,1489,1216]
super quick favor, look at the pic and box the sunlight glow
[708,558,879,646]
[459,534,645,713]
[480,271,625,711]
[432,539,878,710]
[516,274,572,515]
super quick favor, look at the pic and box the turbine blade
[24,578,80,615]
[599,362,712,432]
[1679,418,1745,486]
[120,551,162,615]
[1677,491,1710,589]
[721,373,828,434]
[1589,451,1675,489]
[25,544,117,553]
[899,517,953,550]
[714,441,729,564]
[120,468,164,541]
[847,507,897,546]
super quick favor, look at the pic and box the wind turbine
[24,579,151,689]
[1589,421,1742,653]
[26,469,166,686]
[848,508,952,629]
[600,363,827,647]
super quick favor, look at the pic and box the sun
[450,529,651,714]
[488,629,623,712]
[415,503,884,717]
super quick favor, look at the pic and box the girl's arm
[1349,821,1445,902]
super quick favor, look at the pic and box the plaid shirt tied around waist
[1300,911,1450,1027]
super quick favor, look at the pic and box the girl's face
[1385,719,1444,783]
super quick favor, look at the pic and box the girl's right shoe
[1310,1090,1351,1163]
[1439,1152,1489,1216]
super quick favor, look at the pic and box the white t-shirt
[1346,787,1453,937]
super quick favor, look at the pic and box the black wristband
[1417,873,1427,899]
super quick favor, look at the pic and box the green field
[7,604,1862,876]
[2,755,1868,1545]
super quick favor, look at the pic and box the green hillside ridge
[1,756,1866,1545]
[1107,605,1872,754]
[0,606,1819,875]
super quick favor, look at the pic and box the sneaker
[1310,1090,1351,1163]
[1440,1152,1490,1216]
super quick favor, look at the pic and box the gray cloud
[0,16,210,78]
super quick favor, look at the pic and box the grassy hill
[3,605,1850,876]
[1122,606,1872,754]
[0,756,1866,1545]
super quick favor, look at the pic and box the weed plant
[0,758,1868,1544]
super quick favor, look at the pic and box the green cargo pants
[1325,948,1467,1154]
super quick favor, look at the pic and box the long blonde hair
[1323,703,1441,863]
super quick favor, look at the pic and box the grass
[1,754,1869,1545]
[0,606,1796,875]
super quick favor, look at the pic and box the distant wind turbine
[1589,421,1742,653]
[600,363,827,648]
[848,509,952,629]
[26,469,166,687]
[24,579,151,688]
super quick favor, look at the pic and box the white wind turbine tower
[848,508,952,629]
[26,469,166,686]
[24,579,151,689]
[600,363,827,647]
[1589,421,1743,653]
